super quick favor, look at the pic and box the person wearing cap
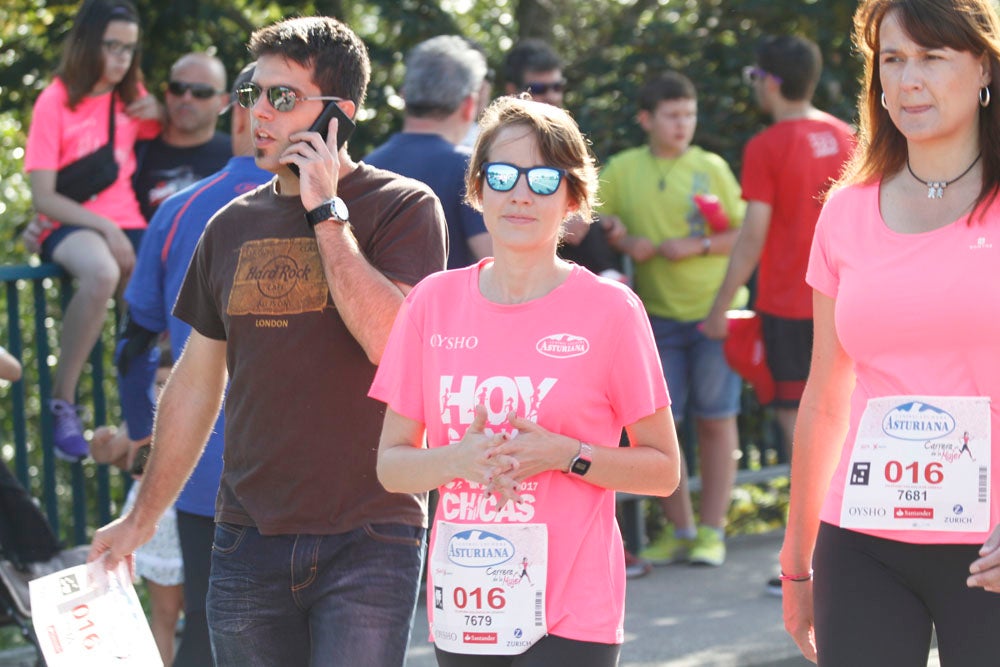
[366,35,492,269]
[113,61,270,666]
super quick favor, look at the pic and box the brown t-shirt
[173,163,447,535]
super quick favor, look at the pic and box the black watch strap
[304,197,349,228]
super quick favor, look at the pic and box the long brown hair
[841,0,1000,220]
[57,0,143,109]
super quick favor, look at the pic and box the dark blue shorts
[41,225,145,263]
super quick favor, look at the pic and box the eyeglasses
[235,82,342,112]
[102,40,137,58]
[524,80,566,96]
[742,66,782,86]
[167,81,223,100]
[482,162,566,196]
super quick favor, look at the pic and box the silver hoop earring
[980,86,991,108]
[881,92,888,109]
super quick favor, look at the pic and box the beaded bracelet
[778,570,814,582]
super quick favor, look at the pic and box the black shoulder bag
[55,91,120,202]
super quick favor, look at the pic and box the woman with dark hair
[781,0,1000,664]
[370,96,680,666]
[24,0,162,462]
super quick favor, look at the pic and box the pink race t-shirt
[370,260,669,644]
[24,77,161,230]
[808,182,1000,544]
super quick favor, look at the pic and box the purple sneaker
[48,399,88,462]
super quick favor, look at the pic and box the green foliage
[0,0,854,552]
[0,113,34,262]
[0,0,860,221]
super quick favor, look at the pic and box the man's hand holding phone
[284,100,356,212]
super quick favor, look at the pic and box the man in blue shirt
[366,35,491,268]
[115,62,270,666]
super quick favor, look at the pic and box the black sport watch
[568,442,593,476]
[305,196,350,228]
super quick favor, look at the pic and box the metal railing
[1,262,788,555]
[0,262,120,548]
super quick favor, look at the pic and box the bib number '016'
[429,521,547,655]
[840,396,991,532]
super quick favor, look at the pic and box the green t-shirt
[598,145,747,321]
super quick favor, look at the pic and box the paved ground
[0,530,941,666]
[406,529,941,667]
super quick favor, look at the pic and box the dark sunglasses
[482,162,566,196]
[742,66,783,86]
[525,80,566,96]
[167,81,223,100]
[235,82,341,112]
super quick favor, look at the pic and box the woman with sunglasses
[781,0,1000,664]
[23,0,162,462]
[370,96,681,666]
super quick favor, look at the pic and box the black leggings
[434,634,620,667]
[173,511,214,667]
[813,521,1000,667]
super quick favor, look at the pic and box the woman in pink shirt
[781,0,1000,664]
[24,0,161,462]
[370,96,680,665]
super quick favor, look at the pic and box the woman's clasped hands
[455,405,580,507]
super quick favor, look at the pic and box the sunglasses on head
[167,81,223,100]
[235,82,342,112]
[742,66,783,86]
[482,162,566,196]
[525,80,566,96]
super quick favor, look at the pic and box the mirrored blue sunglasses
[482,162,566,196]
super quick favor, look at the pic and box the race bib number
[29,559,161,666]
[840,396,991,532]
[429,522,547,655]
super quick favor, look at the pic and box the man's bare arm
[313,222,413,365]
[89,331,227,567]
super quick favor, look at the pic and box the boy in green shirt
[601,71,746,566]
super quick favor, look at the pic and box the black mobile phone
[130,443,151,476]
[288,100,356,178]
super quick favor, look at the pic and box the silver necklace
[906,152,982,199]
[650,148,681,192]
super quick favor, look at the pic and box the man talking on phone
[89,16,447,667]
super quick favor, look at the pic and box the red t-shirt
[740,112,854,319]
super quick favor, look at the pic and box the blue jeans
[207,522,425,667]
[650,316,741,422]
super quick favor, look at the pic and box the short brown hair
[249,16,370,107]
[466,96,599,221]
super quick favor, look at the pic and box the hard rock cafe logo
[227,238,328,316]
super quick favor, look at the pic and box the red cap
[723,310,775,404]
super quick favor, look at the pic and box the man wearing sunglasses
[90,16,446,667]
[503,38,566,107]
[700,35,854,593]
[133,52,231,221]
